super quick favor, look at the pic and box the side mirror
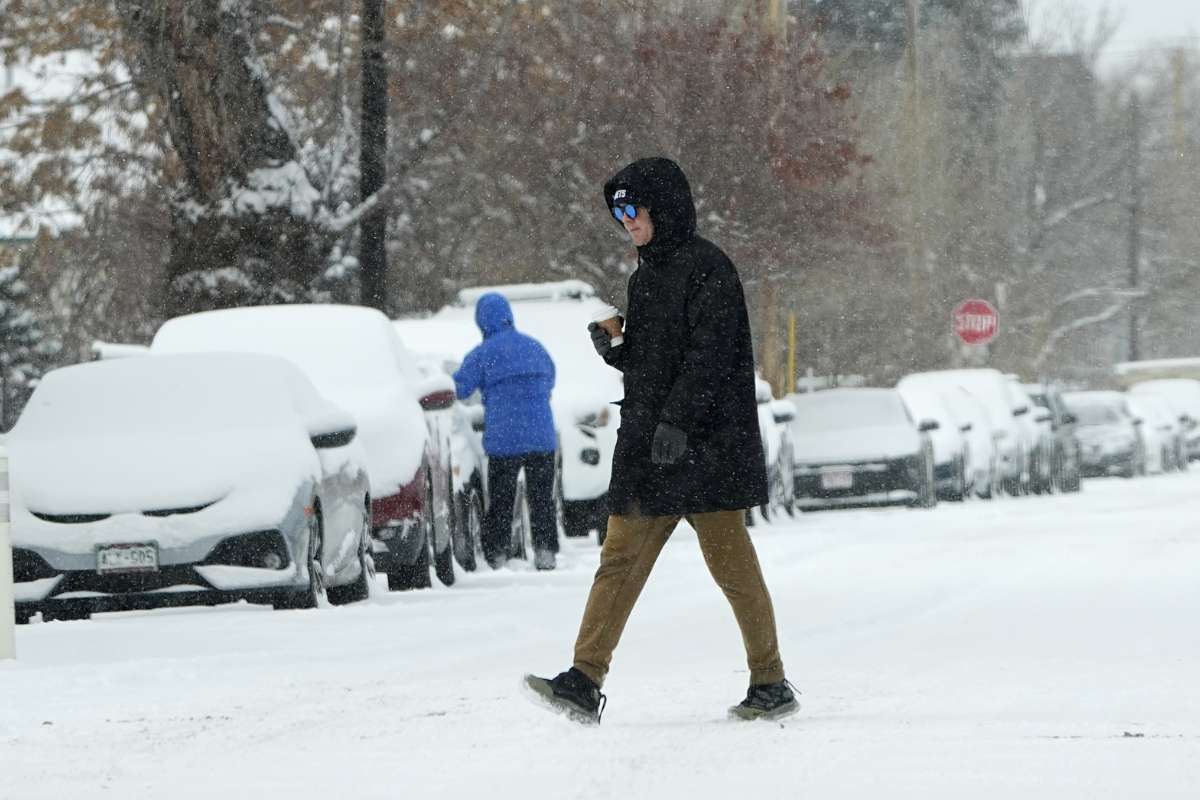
[420,389,456,411]
[1013,405,1030,417]
[918,419,940,433]
[1062,412,1078,425]
[311,427,356,449]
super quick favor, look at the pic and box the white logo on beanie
[613,189,627,202]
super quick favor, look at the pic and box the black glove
[651,422,688,465]
[588,322,612,357]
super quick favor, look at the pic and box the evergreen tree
[0,264,59,429]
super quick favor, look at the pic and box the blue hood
[475,293,514,337]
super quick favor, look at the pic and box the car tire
[387,538,431,591]
[274,501,325,610]
[943,457,966,502]
[387,478,434,591]
[15,608,33,625]
[453,483,484,572]
[328,501,373,606]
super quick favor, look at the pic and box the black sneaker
[523,668,607,724]
[728,680,799,721]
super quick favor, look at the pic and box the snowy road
[3,473,1199,799]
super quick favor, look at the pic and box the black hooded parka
[602,158,768,516]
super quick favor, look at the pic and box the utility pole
[1127,91,1142,362]
[903,0,924,321]
[359,0,389,312]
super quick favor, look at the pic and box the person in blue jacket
[453,293,559,570]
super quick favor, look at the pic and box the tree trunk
[117,0,328,317]
[359,0,389,312]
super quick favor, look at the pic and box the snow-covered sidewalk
[3,472,1199,799]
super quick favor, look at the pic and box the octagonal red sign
[953,299,999,345]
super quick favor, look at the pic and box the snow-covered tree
[0,263,60,429]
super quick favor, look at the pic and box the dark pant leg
[484,456,520,562]
[688,510,786,685]
[523,451,559,553]
[572,509,679,686]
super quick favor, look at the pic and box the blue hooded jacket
[453,293,557,457]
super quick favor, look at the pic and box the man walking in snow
[526,157,796,722]
[454,292,559,570]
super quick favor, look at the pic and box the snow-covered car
[895,381,970,501]
[756,379,795,520]
[1126,393,1185,474]
[386,319,520,570]
[151,305,457,591]
[8,353,372,622]
[901,369,1027,496]
[1023,384,1084,492]
[1062,391,1145,478]
[400,280,623,542]
[1129,379,1200,461]
[788,388,938,510]
[1007,377,1055,494]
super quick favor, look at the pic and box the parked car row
[9,304,487,622]
[755,367,1200,516]
[760,368,1084,513]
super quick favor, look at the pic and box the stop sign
[953,299,998,345]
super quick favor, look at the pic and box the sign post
[0,446,14,659]
[953,298,999,346]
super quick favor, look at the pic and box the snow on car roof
[153,304,417,388]
[152,304,428,497]
[454,280,595,305]
[404,289,626,421]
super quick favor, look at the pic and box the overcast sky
[1048,0,1200,54]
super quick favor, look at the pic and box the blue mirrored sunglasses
[612,203,638,222]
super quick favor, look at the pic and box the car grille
[31,512,111,524]
[31,500,217,523]
[795,459,919,498]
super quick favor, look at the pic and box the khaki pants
[573,507,785,687]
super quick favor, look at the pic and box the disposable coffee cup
[592,305,624,347]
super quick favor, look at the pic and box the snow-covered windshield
[791,389,910,433]
[13,353,311,439]
[1068,403,1122,426]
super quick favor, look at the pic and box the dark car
[788,388,939,510]
[1062,391,1145,478]
[1024,384,1083,492]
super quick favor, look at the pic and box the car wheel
[328,500,373,605]
[508,472,533,561]
[388,479,434,591]
[274,501,325,610]
[15,608,33,625]
[943,457,966,502]
[387,536,431,590]
[453,484,484,572]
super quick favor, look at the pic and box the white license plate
[97,543,159,574]
[820,467,854,491]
